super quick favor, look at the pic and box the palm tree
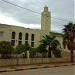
[63,22,75,62]
[40,34,60,58]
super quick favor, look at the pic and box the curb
[0,63,75,73]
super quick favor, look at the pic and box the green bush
[37,44,47,58]
[0,41,14,58]
[30,48,38,58]
[15,43,31,54]
[53,49,62,58]
[15,43,31,58]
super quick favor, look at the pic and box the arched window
[31,34,34,41]
[19,32,22,40]
[25,33,28,40]
[12,32,15,39]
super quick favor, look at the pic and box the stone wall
[0,58,71,67]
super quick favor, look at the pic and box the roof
[49,31,63,37]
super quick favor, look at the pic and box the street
[0,65,75,75]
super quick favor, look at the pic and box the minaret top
[44,6,48,12]
[41,6,51,31]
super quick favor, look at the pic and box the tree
[30,48,38,58]
[53,49,61,58]
[0,41,14,58]
[15,43,31,57]
[37,44,47,58]
[63,22,75,62]
[40,33,61,58]
[15,44,24,54]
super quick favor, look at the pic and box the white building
[0,6,63,48]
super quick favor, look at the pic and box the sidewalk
[0,62,75,73]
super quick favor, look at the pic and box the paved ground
[0,62,75,73]
[0,65,75,75]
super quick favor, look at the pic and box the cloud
[0,13,25,26]
[0,13,41,29]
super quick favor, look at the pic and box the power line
[2,0,72,22]
[51,17,71,22]
[2,0,40,14]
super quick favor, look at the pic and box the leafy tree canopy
[0,41,14,54]
[0,41,14,58]
[15,43,31,54]
[30,48,38,58]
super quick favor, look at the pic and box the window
[0,32,3,37]
[25,41,28,44]
[25,33,28,40]
[18,41,22,45]
[19,32,22,40]
[12,32,15,39]
[31,42,34,47]
[11,40,15,46]
[31,34,34,41]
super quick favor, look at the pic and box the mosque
[0,6,63,48]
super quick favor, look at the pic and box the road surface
[0,65,75,75]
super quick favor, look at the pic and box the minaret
[41,6,51,31]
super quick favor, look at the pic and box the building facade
[0,6,63,48]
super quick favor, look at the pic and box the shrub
[53,49,62,58]
[0,41,14,58]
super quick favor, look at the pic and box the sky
[0,0,74,33]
